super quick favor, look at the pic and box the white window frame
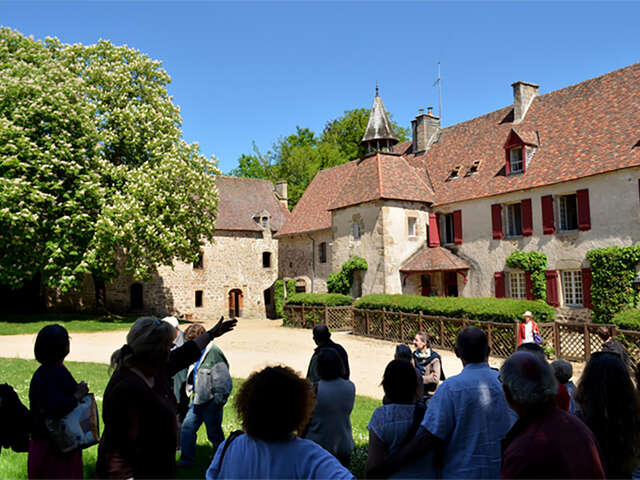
[505,202,523,237]
[510,147,523,173]
[561,270,583,307]
[441,213,455,245]
[509,271,527,299]
[408,217,417,237]
[558,194,579,232]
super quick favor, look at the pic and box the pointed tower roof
[360,87,399,147]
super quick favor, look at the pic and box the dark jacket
[0,383,31,453]
[307,340,350,384]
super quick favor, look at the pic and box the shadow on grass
[176,443,216,479]
[2,313,130,324]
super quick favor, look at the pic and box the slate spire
[360,87,399,153]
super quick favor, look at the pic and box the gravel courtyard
[0,317,519,399]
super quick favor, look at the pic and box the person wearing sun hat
[517,311,541,345]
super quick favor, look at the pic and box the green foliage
[0,28,219,293]
[285,293,354,306]
[354,294,555,323]
[273,279,296,318]
[586,246,640,323]
[229,109,409,208]
[327,256,368,295]
[611,308,640,331]
[505,250,548,301]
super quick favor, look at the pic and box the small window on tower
[263,252,272,268]
[408,217,417,237]
[195,290,203,308]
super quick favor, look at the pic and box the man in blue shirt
[373,327,515,478]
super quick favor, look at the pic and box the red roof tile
[400,246,470,272]
[406,62,640,206]
[214,176,290,232]
[275,162,355,237]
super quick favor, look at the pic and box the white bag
[45,393,100,453]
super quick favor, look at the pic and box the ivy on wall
[586,246,640,324]
[327,256,368,295]
[505,250,548,301]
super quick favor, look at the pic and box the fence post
[554,321,562,359]
[301,304,305,328]
[382,308,387,339]
[584,324,591,361]
[488,324,493,353]
[514,322,520,350]
[439,318,445,346]
[419,311,424,333]
[324,306,328,326]
[366,310,370,336]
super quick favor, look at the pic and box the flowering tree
[0,28,219,300]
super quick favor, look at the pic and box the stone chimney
[512,81,539,124]
[412,107,440,153]
[275,180,288,209]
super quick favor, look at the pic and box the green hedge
[285,293,354,307]
[354,294,555,323]
[612,309,640,331]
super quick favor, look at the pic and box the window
[261,217,268,228]
[505,203,522,237]
[509,147,523,173]
[509,272,526,299]
[295,279,306,293]
[352,221,362,241]
[319,242,327,264]
[408,217,417,237]
[442,213,454,245]
[561,271,583,306]
[195,290,203,308]
[193,251,204,269]
[559,194,578,231]
[262,252,272,268]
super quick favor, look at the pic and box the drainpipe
[307,234,315,293]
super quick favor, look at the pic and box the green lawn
[0,313,134,335]
[0,358,378,479]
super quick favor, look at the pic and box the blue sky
[2,1,639,173]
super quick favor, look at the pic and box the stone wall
[277,230,332,293]
[555,307,593,323]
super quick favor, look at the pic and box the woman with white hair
[96,316,236,479]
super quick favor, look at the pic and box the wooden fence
[283,304,640,364]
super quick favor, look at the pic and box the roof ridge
[396,155,434,196]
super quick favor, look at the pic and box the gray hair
[551,359,573,384]
[110,316,175,371]
[500,351,558,406]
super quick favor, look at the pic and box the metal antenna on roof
[433,61,442,122]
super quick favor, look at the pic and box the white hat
[523,311,533,317]
[162,316,179,328]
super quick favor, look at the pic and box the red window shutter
[494,272,506,298]
[505,148,511,176]
[582,268,593,309]
[525,272,534,300]
[545,270,559,307]
[453,210,463,245]
[541,195,555,234]
[491,204,503,239]
[521,198,533,236]
[577,188,591,231]
[428,213,440,247]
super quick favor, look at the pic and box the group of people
[10,311,640,479]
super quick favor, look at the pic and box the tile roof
[328,152,435,210]
[405,62,640,206]
[214,176,290,232]
[275,162,355,237]
[400,246,470,272]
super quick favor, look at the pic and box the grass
[0,358,379,479]
[0,313,134,335]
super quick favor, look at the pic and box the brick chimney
[412,107,440,153]
[275,180,288,209]
[512,81,539,123]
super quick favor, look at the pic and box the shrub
[612,309,640,331]
[327,256,368,295]
[274,279,296,318]
[285,293,354,307]
[505,250,548,301]
[354,294,555,323]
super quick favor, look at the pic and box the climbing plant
[505,250,548,301]
[586,246,640,324]
[274,279,296,318]
[327,256,368,295]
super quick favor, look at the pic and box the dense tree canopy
[0,28,219,293]
[229,108,409,207]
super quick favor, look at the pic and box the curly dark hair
[575,352,640,478]
[382,360,417,405]
[184,323,206,341]
[235,366,315,441]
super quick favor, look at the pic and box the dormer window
[509,147,524,174]
[448,165,462,180]
[469,160,481,174]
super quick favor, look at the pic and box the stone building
[276,63,640,321]
[50,176,290,320]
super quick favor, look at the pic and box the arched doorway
[228,289,243,318]
[130,283,143,310]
